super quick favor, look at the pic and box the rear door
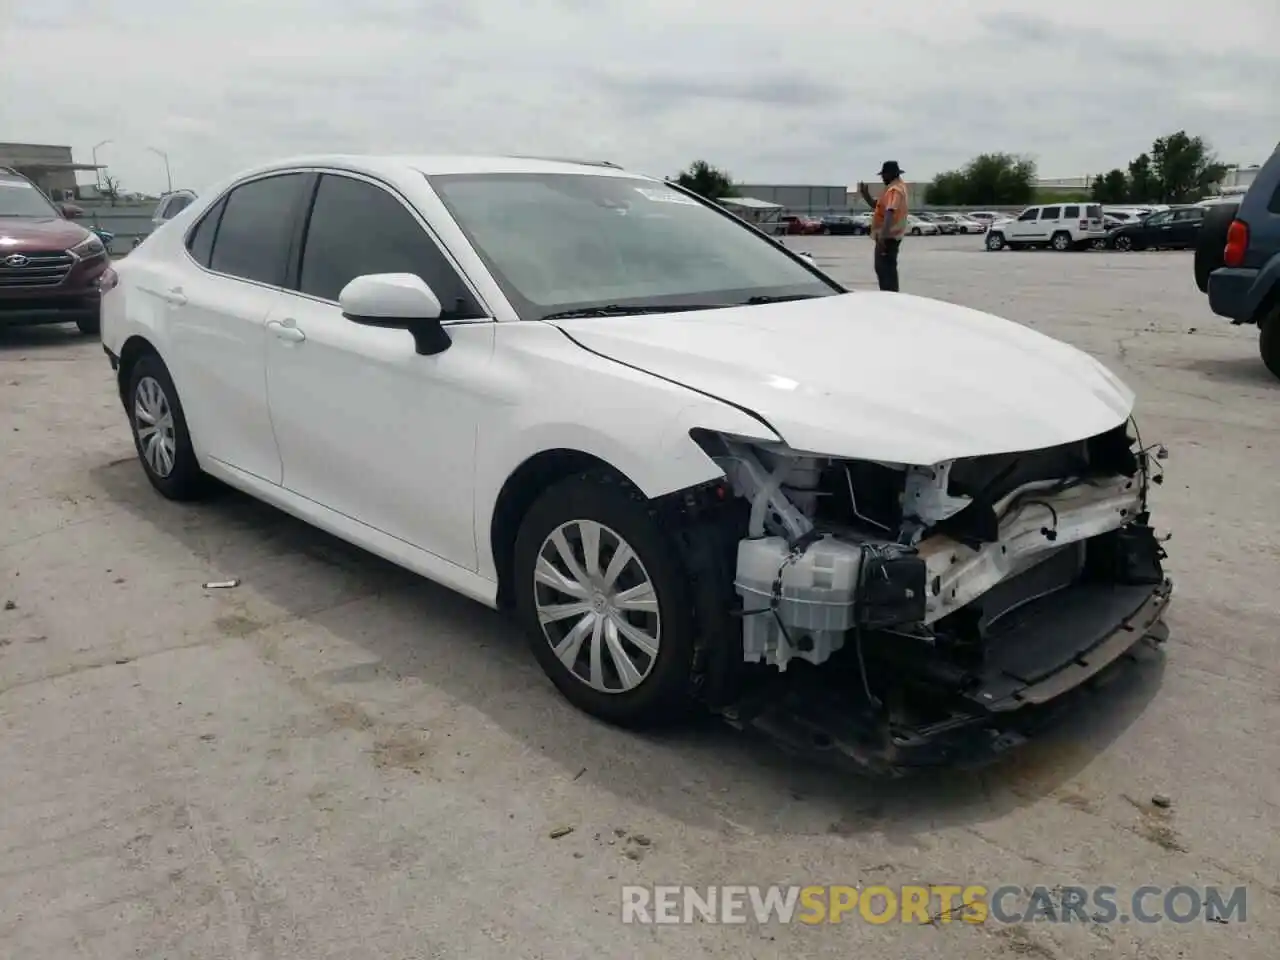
[166,172,311,483]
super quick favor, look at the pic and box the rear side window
[1086,204,1102,219]
[1063,205,1080,218]
[1041,206,1061,220]
[296,173,483,316]
[208,173,309,286]
[185,197,226,268]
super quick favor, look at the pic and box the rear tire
[1051,231,1072,252]
[513,471,699,728]
[1194,203,1240,293]
[126,352,211,501]
[1261,310,1280,381]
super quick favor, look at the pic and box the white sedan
[905,214,940,235]
[101,154,1172,770]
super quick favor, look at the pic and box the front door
[264,171,495,569]
[1008,207,1044,242]
[1169,207,1204,247]
[166,172,311,484]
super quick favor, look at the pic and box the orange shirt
[872,178,909,239]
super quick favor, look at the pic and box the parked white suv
[986,203,1108,251]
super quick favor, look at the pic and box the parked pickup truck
[1195,146,1280,379]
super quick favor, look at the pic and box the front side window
[1145,212,1173,226]
[427,173,841,320]
[1017,208,1040,221]
[295,174,481,316]
[208,173,309,286]
[0,177,59,218]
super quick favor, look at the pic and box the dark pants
[874,238,901,292]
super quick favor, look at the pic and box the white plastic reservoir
[734,535,865,671]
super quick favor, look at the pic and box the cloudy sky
[2,0,1277,195]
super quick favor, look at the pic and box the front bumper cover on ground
[721,577,1173,776]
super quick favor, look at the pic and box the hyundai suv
[0,169,111,335]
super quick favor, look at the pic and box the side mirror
[60,203,84,219]
[339,273,451,356]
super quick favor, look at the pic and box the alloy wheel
[1115,235,1133,252]
[533,519,661,694]
[134,375,177,478]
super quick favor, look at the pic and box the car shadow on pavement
[1183,355,1280,390]
[90,457,1166,842]
[0,325,93,351]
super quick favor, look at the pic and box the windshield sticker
[634,187,698,205]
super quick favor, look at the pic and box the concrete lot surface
[2,235,1276,959]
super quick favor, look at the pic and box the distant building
[735,184,850,214]
[0,142,101,200]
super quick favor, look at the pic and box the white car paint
[103,153,1136,602]
[554,293,1133,465]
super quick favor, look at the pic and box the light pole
[147,147,173,193]
[92,139,111,190]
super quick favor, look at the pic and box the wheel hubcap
[1117,237,1132,251]
[134,376,177,478]
[533,519,660,694]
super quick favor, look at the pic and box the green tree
[1150,130,1228,202]
[1090,168,1130,203]
[924,153,1036,206]
[924,171,966,205]
[673,160,735,201]
[1127,153,1157,202]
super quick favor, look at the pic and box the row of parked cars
[982,200,1244,253]
[778,211,997,236]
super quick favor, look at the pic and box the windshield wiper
[743,294,824,305]
[539,304,723,321]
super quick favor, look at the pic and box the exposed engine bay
[681,421,1173,773]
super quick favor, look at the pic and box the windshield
[0,179,59,218]
[427,172,841,320]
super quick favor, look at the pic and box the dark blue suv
[1196,146,1280,379]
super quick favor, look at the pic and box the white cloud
[1,0,1276,194]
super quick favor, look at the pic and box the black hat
[879,161,903,178]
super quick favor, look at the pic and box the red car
[778,214,825,236]
[0,168,110,335]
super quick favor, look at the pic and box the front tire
[126,352,210,500]
[513,471,698,728]
[986,231,1006,251]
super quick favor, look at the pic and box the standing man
[858,161,909,292]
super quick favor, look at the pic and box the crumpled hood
[0,217,89,250]
[550,292,1134,465]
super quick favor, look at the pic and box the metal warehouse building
[0,142,100,200]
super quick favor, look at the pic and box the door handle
[164,286,187,306]
[267,318,306,343]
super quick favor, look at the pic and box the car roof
[227,154,650,182]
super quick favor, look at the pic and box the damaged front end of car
[666,421,1172,775]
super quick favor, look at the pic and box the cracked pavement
[2,236,1277,958]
